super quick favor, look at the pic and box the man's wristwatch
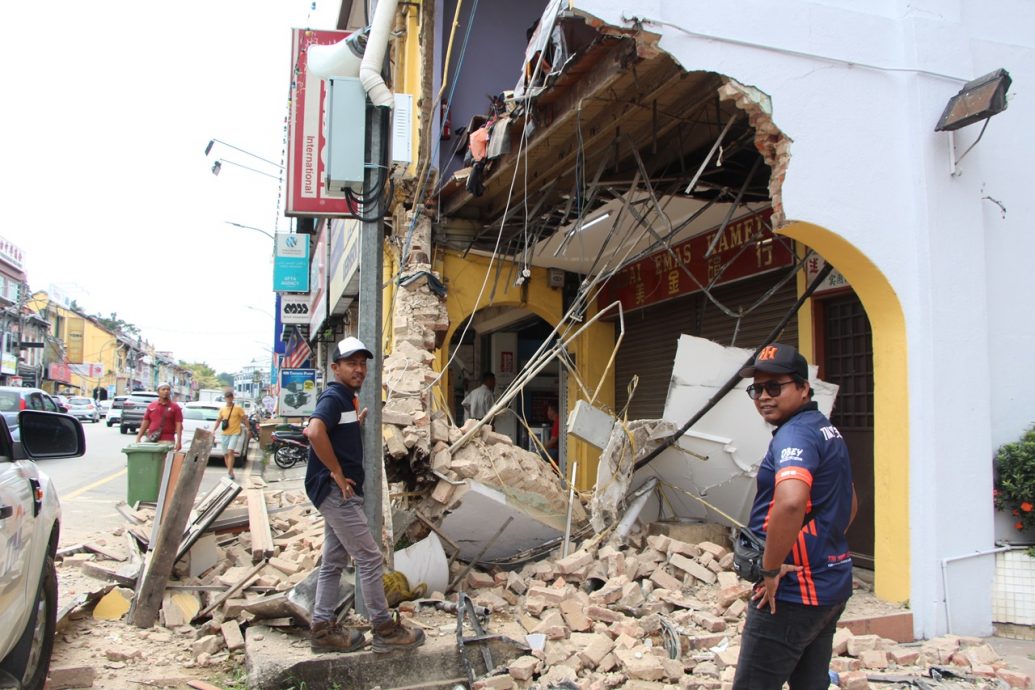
[759,567,781,579]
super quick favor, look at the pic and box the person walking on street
[136,382,183,451]
[213,390,247,479]
[461,372,496,423]
[303,336,426,654]
[732,343,857,690]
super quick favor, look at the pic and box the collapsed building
[281,0,1035,649]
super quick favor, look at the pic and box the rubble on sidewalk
[56,483,1034,689]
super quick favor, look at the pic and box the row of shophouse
[0,240,195,399]
[280,0,1033,641]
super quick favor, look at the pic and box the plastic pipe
[360,0,398,107]
[941,544,1012,634]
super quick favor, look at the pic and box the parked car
[119,391,159,435]
[0,409,86,688]
[105,395,128,428]
[66,397,100,424]
[45,394,68,413]
[0,387,63,438]
[180,401,246,466]
[97,399,111,418]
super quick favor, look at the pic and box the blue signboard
[274,233,310,292]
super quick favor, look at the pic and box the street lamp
[225,221,276,241]
[205,138,283,169]
[211,159,281,180]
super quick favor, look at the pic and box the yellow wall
[435,250,615,489]
[782,222,910,604]
[394,1,424,178]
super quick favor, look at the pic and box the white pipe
[562,461,578,558]
[940,544,1012,635]
[360,0,398,108]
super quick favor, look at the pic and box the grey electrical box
[325,77,367,193]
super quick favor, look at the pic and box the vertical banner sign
[286,28,352,217]
[279,368,318,417]
[273,233,310,292]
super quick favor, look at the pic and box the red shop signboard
[597,208,792,312]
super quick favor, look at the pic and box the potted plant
[993,424,1035,550]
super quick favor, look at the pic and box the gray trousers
[313,488,391,626]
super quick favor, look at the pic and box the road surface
[41,418,254,546]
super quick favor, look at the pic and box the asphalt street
[42,417,252,547]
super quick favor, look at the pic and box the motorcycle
[271,424,309,469]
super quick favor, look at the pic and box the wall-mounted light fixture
[935,68,1012,176]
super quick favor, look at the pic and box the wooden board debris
[247,488,275,563]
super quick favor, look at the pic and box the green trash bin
[122,442,173,505]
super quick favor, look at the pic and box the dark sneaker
[372,618,425,654]
[310,620,365,653]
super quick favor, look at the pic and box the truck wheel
[0,553,57,690]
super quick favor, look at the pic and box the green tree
[180,361,222,389]
[217,373,234,387]
[93,311,140,336]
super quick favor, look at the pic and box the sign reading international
[273,233,310,292]
[597,208,792,312]
[286,28,354,218]
[278,368,318,417]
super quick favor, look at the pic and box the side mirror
[18,410,86,460]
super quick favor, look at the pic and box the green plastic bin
[122,442,173,505]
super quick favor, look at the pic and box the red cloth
[551,416,559,442]
[143,400,183,441]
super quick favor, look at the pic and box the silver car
[66,397,100,423]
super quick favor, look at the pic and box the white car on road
[66,397,100,424]
[0,410,85,688]
[181,402,246,466]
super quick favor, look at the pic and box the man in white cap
[136,382,183,450]
[303,336,425,654]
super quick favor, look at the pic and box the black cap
[739,343,808,379]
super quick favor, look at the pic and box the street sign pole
[355,104,386,618]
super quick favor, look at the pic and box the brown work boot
[310,620,365,653]
[372,617,425,654]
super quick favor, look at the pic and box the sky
[0,1,341,374]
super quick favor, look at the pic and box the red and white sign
[286,28,354,217]
[597,208,793,312]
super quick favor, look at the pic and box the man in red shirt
[136,383,183,450]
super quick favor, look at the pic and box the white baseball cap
[333,336,373,361]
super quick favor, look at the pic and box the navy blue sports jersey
[305,382,365,509]
[746,402,854,606]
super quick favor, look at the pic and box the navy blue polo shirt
[747,401,854,606]
[304,382,365,509]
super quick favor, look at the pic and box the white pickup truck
[0,410,86,689]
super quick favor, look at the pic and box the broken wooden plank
[130,430,214,628]
[84,542,127,562]
[81,562,139,588]
[247,488,275,563]
[56,543,86,559]
[176,478,242,562]
[115,501,146,525]
[195,559,268,621]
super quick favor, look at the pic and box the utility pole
[355,104,386,617]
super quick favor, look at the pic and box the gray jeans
[313,488,391,626]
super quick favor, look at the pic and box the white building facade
[573,0,1035,638]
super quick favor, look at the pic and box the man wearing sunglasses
[733,343,857,690]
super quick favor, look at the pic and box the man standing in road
[303,336,425,654]
[733,343,857,690]
[212,390,247,479]
[461,371,496,423]
[136,382,183,451]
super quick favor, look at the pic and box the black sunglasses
[745,380,797,400]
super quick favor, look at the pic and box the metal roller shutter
[614,294,698,420]
[697,273,799,349]
[613,271,800,420]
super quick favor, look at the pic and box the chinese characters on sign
[597,208,792,311]
[804,255,850,294]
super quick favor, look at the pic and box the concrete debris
[68,471,1033,690]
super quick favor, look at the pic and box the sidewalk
[988,632,1035,680]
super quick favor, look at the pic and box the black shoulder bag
[221,403,233,431]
